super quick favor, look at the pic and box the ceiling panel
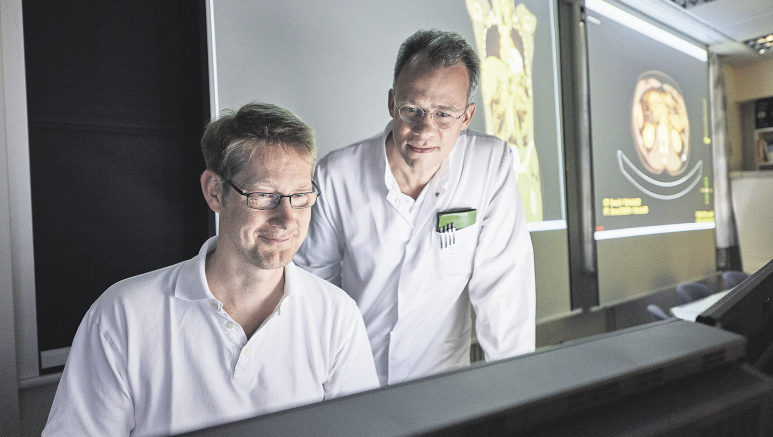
[616,0,773,63]
[686,0,773,41]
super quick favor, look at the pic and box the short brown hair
[200,102,316,180]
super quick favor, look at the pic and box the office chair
[646,304,671,321]
[721,270,749,289]
[676,282,712,304]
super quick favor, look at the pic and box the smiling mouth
[259,235,291,244]
[407,144,436,154]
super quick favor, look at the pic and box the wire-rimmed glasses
[225,179,321,210]
[393,100,467,129]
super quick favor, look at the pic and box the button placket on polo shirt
[209,301,243,339]
[206,299,251,380]
[232,296,288,382]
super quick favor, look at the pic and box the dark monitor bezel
[697,259,773,372]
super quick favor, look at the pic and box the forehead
[238,144,312,185]
[395,55,469,107]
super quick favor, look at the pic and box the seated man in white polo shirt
[43,103,379,436]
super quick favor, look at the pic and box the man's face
[217,145,313,270]
[388,54,476,174]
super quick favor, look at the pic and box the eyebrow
[239,181,313,193]
[434,104,463,112]
[398,100,464,112]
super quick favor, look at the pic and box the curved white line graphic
[616,150,702,200]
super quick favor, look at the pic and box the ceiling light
[667,0,718,9]
[585,0,707,62]
[745,33,773,55]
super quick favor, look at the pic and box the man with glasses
[295,30,535,386]
[44,103,378,436]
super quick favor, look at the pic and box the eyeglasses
[393,101,467,129]
[225,179,321,210]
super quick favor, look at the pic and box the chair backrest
[721,270,749,290]
[676,282,712,304]
[646,304,670,321]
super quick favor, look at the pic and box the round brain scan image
[631,71,690,176]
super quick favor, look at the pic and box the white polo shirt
[295,122,536,385]
[43,237,379,436]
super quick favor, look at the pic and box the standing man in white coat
[44,103,378,436]
[295,29,536,386]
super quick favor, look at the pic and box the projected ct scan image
[586,2,715,239]
[619,70,704,201]
[632,71,690,177]
[467,0,542,222]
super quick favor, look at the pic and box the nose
[412,110,435,134]
[268,197,294,228]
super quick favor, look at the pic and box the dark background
[23,0,212,365]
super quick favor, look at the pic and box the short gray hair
[200,102,316,180]
[392,29,480,106]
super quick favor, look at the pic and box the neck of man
[204,246,285,338]
[385,132,439,200]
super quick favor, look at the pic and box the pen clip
[440,223,456,249]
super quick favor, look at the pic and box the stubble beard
[242,241,296,271]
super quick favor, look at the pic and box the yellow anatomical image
[631,71,690,176]
[467,0,542,222]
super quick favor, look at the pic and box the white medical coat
[43,237,378,436]
[295,122,536,385]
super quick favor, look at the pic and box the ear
[388,89,396,118]
[200,169,224,213]
[459,102,476,130]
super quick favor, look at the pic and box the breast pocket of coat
[432,223,478,279]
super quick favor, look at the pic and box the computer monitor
[697,259,773,374]
[183,320,773,436]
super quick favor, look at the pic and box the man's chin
[406,154,441,171]
[247,250,294,271]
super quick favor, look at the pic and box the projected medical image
[467,0,543,222]
[619,70,703,201]
[586,3,714,238]
[632,71,689,176]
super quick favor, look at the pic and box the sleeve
[294,160,345,286]
[467,142,536,361]
[323,298,380,396]
[42,310,135,436]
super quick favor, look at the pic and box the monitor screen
[583,0,718,304]
[183,320,773,436]
[209,0,566,231]
[585,0,714,241]
[697,259,773,373]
